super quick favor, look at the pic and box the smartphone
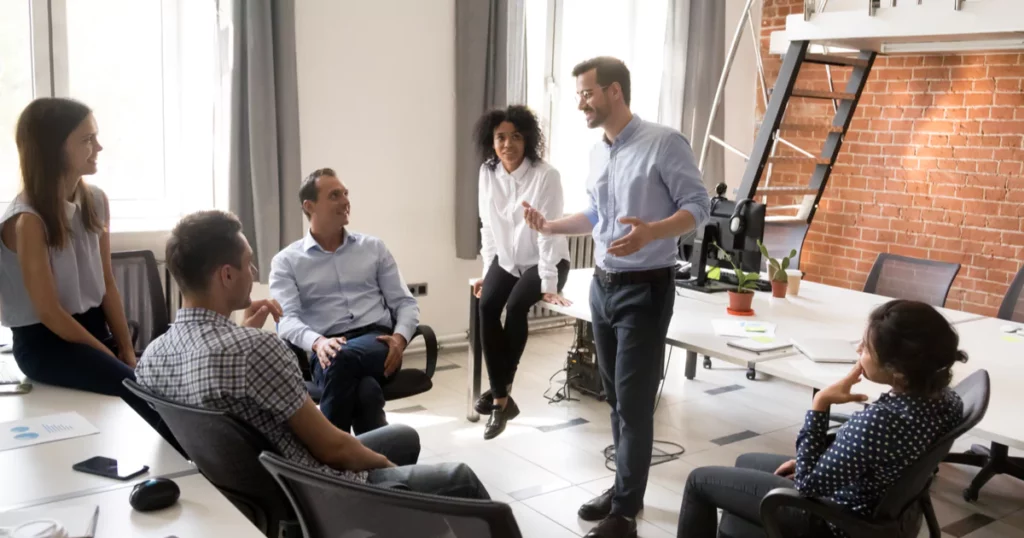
[72,456,149,481]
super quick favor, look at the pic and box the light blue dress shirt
[270,231,420,351]
[581,115,711,272]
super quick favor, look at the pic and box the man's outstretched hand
[522,202,551,234]
[242,299,283,329]
[607,217,655,257]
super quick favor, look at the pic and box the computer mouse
[1000,324,1021,334]
[129,477,180,512]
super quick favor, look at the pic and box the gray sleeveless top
[0,184,108,327]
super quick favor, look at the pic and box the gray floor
[389,327,1024,538]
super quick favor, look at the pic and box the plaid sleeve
[245,332,307,422]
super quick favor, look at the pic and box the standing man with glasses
[524,57,710,538]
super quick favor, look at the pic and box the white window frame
[5,0,224,235]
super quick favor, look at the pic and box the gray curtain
[227,0,303,280]
[455,0,512,260]
[660,0,725,189]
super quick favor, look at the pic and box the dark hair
[15,97,103,249]
[571,56,631,107]
[472,105,545,170]
[299,168,337,218]
[166,210,246,295]
[866,299,968,397]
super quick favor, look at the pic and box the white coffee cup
[785,269,802,296]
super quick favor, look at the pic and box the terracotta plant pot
[728,290,755,312]
[771,280,788,298]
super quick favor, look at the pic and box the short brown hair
[571,56,631,107]
[166,210,246,295]
[299,167,337,218]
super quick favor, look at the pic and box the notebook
[726,337,794,355]
[792,338,860,364]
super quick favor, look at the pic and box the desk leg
[684,350,697,380]
[467,290,482,422]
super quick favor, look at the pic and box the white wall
[723,0,761,195]
[290,0,478,338]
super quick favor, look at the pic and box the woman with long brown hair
[0,97,179,452]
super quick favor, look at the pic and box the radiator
[529,235,595,320]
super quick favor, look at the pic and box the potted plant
[712,243,759,314]
[757,240,797,299]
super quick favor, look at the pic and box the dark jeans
[312,325,395,434]
[11,307,184,456]
[479,258,570,399]
[363,424,490,500]
[678,453,829,538]
[590,268,675,517]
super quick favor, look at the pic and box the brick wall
[758,0,1024,316]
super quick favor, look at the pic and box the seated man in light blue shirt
[270,168,419,434]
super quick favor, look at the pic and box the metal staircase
[739,40,877,265]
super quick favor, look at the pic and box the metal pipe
[747,15,768,109]
[709,135,750,161]
[777,135,817,159]
[698,0,757,173]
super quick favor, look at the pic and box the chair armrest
[412,325,438,378]
[760,488,897,538]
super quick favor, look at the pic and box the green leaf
[781,257,790,271]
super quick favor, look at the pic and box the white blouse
[478,159,570,294]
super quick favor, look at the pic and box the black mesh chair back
[259,452,522,538]
[124,380,294,537]
[997,264,1024,322]
[760,370,990,538]
[863,253,960,307]
[111,250,169,352]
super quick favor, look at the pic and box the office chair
[754,370,990,538]
[124,380,299,538]
[943,264,1024,501]
[111,250,169,354]
[287,324,438,403]
[259,452,523,538]
[863,253,961,308]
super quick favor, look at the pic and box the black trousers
[479,258,569,399]
[311,324,395,434]
[678,453,829,538]
[590,268,675,517]
[11,307,185,457]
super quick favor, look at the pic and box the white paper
[0,412,99,452]
[0,504,98,537]
[711,319,776,338]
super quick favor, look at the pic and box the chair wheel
[746,369,756,381]
[703,357,712,369]
[963,488,978,502]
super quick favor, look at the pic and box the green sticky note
[708,267,721,280]
[1001,334,1024,343]
[752,336,774,343]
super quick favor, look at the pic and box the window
[525,0,669,213]
[0,0,224,232]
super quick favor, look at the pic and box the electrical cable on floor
[602,347,685,471]
[543,367,580,404]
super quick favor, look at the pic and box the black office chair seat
[290,325,438,404]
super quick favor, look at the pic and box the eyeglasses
[574,85,608,105]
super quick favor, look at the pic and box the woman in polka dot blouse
[677,299,967,537]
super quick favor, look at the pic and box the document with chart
[0,412,99,452]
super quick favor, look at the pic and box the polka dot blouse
[794,389,964,516]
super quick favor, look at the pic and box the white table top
[3,474,264,538]
[536,268,984,367]
[0,359,196,510]
[757,316,1024,450]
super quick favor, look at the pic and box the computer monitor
[677,190,766,293]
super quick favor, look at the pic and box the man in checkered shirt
[137,210,489,498]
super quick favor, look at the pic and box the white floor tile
[964,521,1024,538]
[524,486,674,538]
[509,502,581,538]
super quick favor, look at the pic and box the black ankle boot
[483,397,520,440]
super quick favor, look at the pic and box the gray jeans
[360,424,490,500]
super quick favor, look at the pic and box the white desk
[0,359,196,510]
[4,474,264,538]
[757,317,1024,451]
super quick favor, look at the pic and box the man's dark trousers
[311,324,396,434]
[589,267,675,517]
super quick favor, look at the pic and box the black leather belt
[594,266,674,286]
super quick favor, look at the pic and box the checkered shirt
[136,307,368,482]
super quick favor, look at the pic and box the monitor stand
[676,223,730,294]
